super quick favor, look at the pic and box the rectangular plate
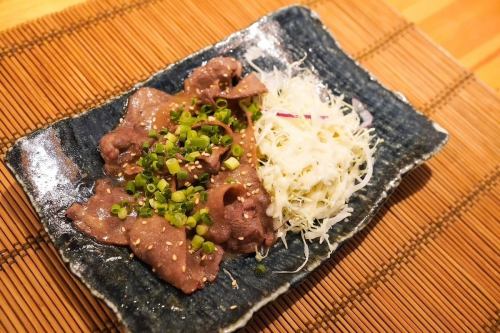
[5,6,447,333]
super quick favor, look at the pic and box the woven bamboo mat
[0,0,498,332]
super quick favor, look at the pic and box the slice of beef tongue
[184,57,267,104]
[99,87,176,176]
[128,216,223,294]
[66,179,133,245]
[206,164,275,253]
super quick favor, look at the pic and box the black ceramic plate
[6,5,447,333]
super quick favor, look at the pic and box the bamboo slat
[0,0,498,332]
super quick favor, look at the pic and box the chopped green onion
[198,173,210,183]
[154,191,166,203]
[196,224,208,236]
[199,208,209,215]
[149,199,158,209]
[214,108,231,123]
[134,173,147,188]
[154,143,165,154]
[157,178,168,192]
[185,151,201,162]
[255,263,267,276]
[200,104,212,114]
[176,170,188,181]
[223,157,240,170]
[199,191,208,202]
[202,241,215,254]
[159,128,169,135]
[117,207,128,220]
[186,216,197,228]
[148,129,158,138]
[215,98,228,109]
[171,190,186,203]
[191,235,204,250]
[138,206,153,218]
[187,129,198,140]
[231,144,244,157]
[179,110,195,126]
[170,108,183,123]
[220,134,233,146]
[191,97,198,106]
[166,132,177,143]
[142,142,150,150]
[125,181,135,194]
[166,158,181,175]
[200,212,213,226]
[172,212,186,227]
[146,183,156,193]
[111,204,121,215]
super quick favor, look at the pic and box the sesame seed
[106,188,111,194]
[153,125,157,130]
[141,220,148,225]
[129,253,134,259]
[147,244,153,250]
[185,182,191,187]
[195,198,200,204]
[201,255,206,260]
[246,182,253,187]
[152,268,156,272]
[238,236,244,240]
[140,122,145,126]
[117,172,123,177]
[239,140,244,145]
[196,165,203,169]
[221,167,226,171]
[246,192,251,197]
[241,171,247,175]
[162,227,166,232]
[172,254,177,261]
[121,227,126,232]
[230,305,237,310]
[130,153,136,157]
[243,213,249,219]
[166,241,172,245]
[133,239,141,246]
[240,129,245,134]
[210,178,215,183]
[246,153,252,158]
[194,160,200,165]
[181,265,186,272]
[178,241,183,246]
[202,277,207,282]
[194,174,198,180]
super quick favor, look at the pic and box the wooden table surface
[0,0,498,92]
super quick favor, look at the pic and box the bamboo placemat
[0,0,498,332]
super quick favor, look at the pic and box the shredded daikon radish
[253,62,379,259]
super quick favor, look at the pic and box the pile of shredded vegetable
[251,60,379,269]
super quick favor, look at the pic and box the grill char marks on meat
[99,88,176,176]
[67,57,275,294]
[66,179,132,245]
[128,217,223,294]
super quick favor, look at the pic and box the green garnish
[223,157,240,170]
[191,235,204,250]
[231,144,244,158]
[202,241,215,254]
[255,263,267,276]
[171,190,186,203]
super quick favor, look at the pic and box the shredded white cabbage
[253,62,379,259]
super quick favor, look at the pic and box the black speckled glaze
[5,6,447,333]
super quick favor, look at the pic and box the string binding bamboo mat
[0,0,498,332]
